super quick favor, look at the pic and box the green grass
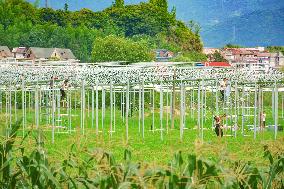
[1,89,284,166]
[1,104,283,166]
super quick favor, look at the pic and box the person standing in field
[60,79,70,107]
[214,114,226,137]
[220,78,227,101]
[261,111,266,130]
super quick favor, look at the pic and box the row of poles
[0,79,283,143]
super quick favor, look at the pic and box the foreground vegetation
[1,121,283,188]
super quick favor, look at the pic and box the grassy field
[1,104,283,166]
[1,89,284,168]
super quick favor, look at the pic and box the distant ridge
[202,8,284,47]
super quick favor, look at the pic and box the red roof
[203,62,231,67]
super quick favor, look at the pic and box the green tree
[267,46,284,54]
[150,0,168,11]
[224,43,242,48]
[64,3,68,11]
[114,0,124,8]
[0,0,203,63]
[211,50,227,62]
[92,35,154,63]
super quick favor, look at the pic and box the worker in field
[214,114,226,137]
[260,111,266,130]
[219,78,227,101]
[60,79,70,107]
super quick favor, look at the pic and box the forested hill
[0,0,203,62]
[29,0,284,47]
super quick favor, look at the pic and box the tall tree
[64,3,68,12]
[114,0,124,8]
[149,0,168,11]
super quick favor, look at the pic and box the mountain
[28,0,284,47]
[202,8,284,47]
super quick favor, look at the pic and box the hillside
[202,8,284,47]
[0,0,203,62]
[28,0,284,47]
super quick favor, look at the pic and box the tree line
[0,0,204,63]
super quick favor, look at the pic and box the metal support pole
[113,88,116,132]
[152,83,155,131]
[166,83,169,133]
[234,82,238,138]
[14,90,17,122]
[171,67,176,129]
[274,82,278,140]
[201,80,204,141]
[96,81,99,136]
[68,90,72,133]
[160,82,163,140]
[197,81,201,138]
[22,80,26,137]
[142,78,145,140]
[180,81,184,141]
[281,94,283,119]
[241,85,245,136]
[91,86,95,129]
[253,83,257,139]
[81,80,85,135]
[139,85,142,133]
[35,85,39,129]
[126,80,130,142]
[102,86,105,132]
[110,80,113,137]
[9,85,12,130]
[51,87,55,143]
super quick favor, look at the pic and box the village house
[12,47,28,59]
[221,47,284,68]
[0,46,13,59]
[155,49,174,61]
[25,47,76,61]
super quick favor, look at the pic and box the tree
[114,0,124,8]
[224,43,242,48]
[92,35,154,63]
[210,50,227,62]
[64,3,68,12]
[150,0,168,11]
[267,46,284,54]
[0,0,203,63]
[187,20,201,35]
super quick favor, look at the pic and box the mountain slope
[202,8,284,47]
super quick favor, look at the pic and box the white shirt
[220,80,226,90]
[262,113,266,121]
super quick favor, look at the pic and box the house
[222,48,260,64]
[278,52,284,67]
[0,46,13,59]
[155,49,174,61]
[258,52,284,67]
[25,47,76,61]
[52,48,76,60]
[12,47,28,59]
